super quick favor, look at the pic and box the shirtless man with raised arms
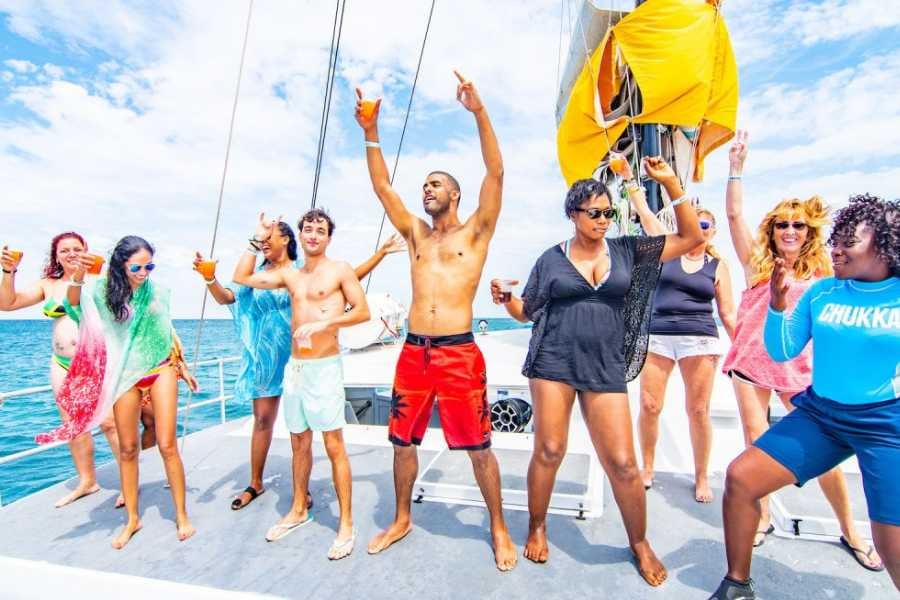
[355,70,517,571]
[233,209,369,559]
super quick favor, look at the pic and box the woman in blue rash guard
[709,194,900,599]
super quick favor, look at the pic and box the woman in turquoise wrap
[195,216,404,510]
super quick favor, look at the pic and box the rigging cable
[364,0,437,294]
[180,0,255,452]
[311,0,348,209]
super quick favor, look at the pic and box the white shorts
[282,355,346,433]
[647,334,722,362]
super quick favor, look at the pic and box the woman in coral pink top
[721,131,879,569]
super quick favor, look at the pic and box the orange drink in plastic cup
[196,260,216,281]
[609,153,627,175]
[87,254,105,275]
[8,250,23,264]
[360,100,377,120]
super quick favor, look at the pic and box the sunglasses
[774,221,807,231]
[128,263,156,273]
[699,220,713,230]
[574,207,618,220]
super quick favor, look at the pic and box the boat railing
[0,356,242,471]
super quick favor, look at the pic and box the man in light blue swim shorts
[234,209,371,560]
[282,355,347,435]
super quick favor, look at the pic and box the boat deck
[0,418,893,599]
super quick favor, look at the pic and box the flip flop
[231,486,265,511]
[328,528,357,560]
[265,514,314,542]
[840,536,885,572]
[753,523,774,548]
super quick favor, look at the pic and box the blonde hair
[748,196,832,287]
[696,207,722,261]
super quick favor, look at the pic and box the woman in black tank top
[625,168,737,504]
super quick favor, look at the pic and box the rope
[365,0,437,294]
[179,0,254,451]
[310,0,348,209]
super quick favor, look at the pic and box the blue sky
[2,0,900,319]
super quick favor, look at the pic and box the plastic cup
[609,153,627,175]
[360,100,377,120]
[295,333,312,350]
[86,254,105,275]
[498,279,515,304]
[8,250,23,264]
[196,260,216,281]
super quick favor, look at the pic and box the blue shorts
[281,355,346,434]
[754,386,900,526]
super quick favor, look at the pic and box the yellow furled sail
[557,0,738,186]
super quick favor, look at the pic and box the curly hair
[748,196,832,287]
[107,236,154,322]
[829,193,900,277]
[299,208,335,236]
[564,178,612,218]
[42,232,87,280]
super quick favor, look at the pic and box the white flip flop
[328,528,357,560]
[265,514,314,542]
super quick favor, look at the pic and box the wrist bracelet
[364,140,380,148]
[246,246,259,255]
[69,278,85,287]
[728,175,742,181]
[204,277,217,285]
[248,238,263,248]
[670,194,690,207]
[1,268,15,274]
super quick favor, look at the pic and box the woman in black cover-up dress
[492,157,702,586]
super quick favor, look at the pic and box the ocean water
[0,317,527,505]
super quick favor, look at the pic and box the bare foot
[54,483,100,508]
[176,518,196,542]
[632,540,667,586]
[114,492,125,509]
[111,520,142,550]
[493,528,518,572]
[694,478,714,503]
[640,469,654,490]
[523,523,549,563]
[367,521,412,555]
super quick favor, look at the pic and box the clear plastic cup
[609,152,627,175]
[498,279,516,303]
[86,254,105,275]
[360,100,377,120]
[8,250,23,264]
[196,260,216,280]
[295,333,312,349]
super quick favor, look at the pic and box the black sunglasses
[574,207,617,220]
[774,221,807,231]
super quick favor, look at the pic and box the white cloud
[3,58,37,73]
[782,0,900,46]
[1,0,898,322]
[42,63,65,79]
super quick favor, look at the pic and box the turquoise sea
[0,317,527,505]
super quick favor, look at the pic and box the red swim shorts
[388,332,491,450]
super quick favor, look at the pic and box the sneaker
[708,576,755,599]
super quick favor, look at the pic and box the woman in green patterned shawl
[42,236,197,549]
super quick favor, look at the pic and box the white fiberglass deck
[0,329,890,598]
